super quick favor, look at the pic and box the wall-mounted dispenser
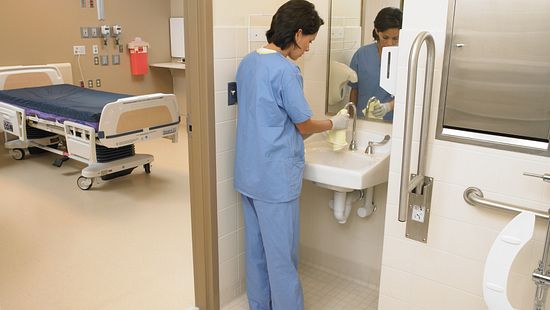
[379,46,399,96]
[437,0,550,157]
[169,17,185,62]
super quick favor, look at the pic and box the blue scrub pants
[241,194,303,310]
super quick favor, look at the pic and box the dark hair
[372,7,402,41]
[266,0,324,50]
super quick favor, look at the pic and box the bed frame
[0,63,180,190]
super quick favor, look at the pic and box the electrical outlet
[100,55,109,66]
[73,45,86,55]
[95,79,101,87]
[112,54,120,65]
[87,80,94,88]
[90,27,99,38]
[249,27,267,42]
[80,27,89,38]
[411,205,426,223]
[93,56,99,65]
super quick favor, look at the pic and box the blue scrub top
[349,42,394,120]
[234,49,313,203]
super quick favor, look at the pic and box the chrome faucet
[343,102,357,151]
[365,135,391,154]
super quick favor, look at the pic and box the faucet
[343,102,357,151]
[365,135,391,154]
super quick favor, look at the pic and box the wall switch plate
[100,55,109,65]
[228,82,237,105]
[87,80,94,88]
[93,56,99,65]
[95,79,101,87]
[80,27,89,38]
[92,45,99,55]
[90,27,99,38]
[73,45,86,55]
[112,54,120,65]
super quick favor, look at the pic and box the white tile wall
[212,0,392,306]
[212,23,246,306]
[379,0,550,309]
[213,0,330,303]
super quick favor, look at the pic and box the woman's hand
[372,100,394,118]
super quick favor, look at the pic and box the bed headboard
[0,63,72,90]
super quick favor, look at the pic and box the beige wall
[171,0,185,16]
[0,0,173,95]
[214,1,283,26]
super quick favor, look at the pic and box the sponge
[327,108,348,150]
[365,96,382,119]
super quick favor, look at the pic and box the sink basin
[303,131,390,192]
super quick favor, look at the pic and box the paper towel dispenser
[169,17,185,61]
[436,0,550,156]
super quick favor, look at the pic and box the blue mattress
[0,84,131,129]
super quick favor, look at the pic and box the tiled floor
[223,263,379,310]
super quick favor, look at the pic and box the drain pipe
[357,187,376,218]
[329,190,362,224]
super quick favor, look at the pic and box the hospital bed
[0,63,180,190]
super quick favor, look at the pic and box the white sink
[303,131,390,192]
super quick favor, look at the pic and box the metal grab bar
[464,186,550,310]
[463,187,549,219]
[398,32,436,222]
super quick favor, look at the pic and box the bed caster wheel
[144,163,151,174]
[77,176,93,190]
[11,148,25,160]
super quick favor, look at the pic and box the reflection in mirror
[326,0,362,114]
[326,2,403,123]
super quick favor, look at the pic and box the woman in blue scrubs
[234,1,350,309]
[349,7,402,120]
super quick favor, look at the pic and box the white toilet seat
[483,212,535,310]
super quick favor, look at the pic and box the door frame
[183,0,219,309]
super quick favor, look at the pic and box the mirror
[325,1,403,123]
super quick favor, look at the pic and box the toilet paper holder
[464,186,550,310]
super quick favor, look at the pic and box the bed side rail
[0,102,27,140]
[64,121,97,164]
[97,93,180,148]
